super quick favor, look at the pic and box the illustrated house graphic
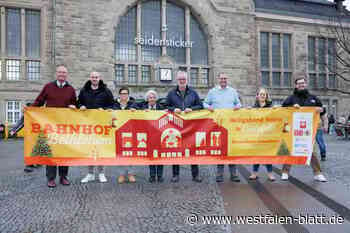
[115,113,228,158]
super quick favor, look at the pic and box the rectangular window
[3,8,41,81]
[26,10,41,58]
[272,33,281,69]
[260,32,269,69]
[261,71,269,86]
[309,73,316,88]
[283,34,291,69]
[319,73,326,88]
[260,32,292,87]
[318,38,326,72]
[308,37,316,72]
[7,60,21,80]
[283,72,291,87]
[26,61,40,80]
[141,65,150,83]
[128,65,137,84]
[6,8,21,57]
[308,36,336,89]
[200,68,209,85]
[6,101,21,124]
[115,64,124,83]
[190,68,198,86]
[329,74,336,89]
[272,72,281,87]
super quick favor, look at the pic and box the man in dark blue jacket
[166,71,203,183]
[78,71,114,184]
[281,77,327,182]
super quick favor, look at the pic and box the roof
[254,0,342,20]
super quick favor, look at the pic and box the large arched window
[115,0,209,86]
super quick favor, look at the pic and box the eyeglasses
[120,92,129,95]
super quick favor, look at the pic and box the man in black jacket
[281,77,327,182]
[78,71,114,183]
[166,71,203,183]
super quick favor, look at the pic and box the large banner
[24,107,319,166]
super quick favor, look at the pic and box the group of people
[20,65,327,188]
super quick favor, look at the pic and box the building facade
[0,0,349,125]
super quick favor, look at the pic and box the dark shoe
[157,177,164,183]
[47,180,56,188]
[149,177,156,183]
[24,166,34,173]
[171,176,179,183]
[216,175,224,183]
[321,156,326,161]
[192,176,202,183]
[230,175,240,182]
[60,177,70,186]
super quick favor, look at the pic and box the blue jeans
[316,129,326,156]
[252,164,272,173]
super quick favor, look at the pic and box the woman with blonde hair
[249,87,275,181]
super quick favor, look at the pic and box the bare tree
[319,10,350,94]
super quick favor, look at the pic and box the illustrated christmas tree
[276,139,290,156]
[31,131,53,157]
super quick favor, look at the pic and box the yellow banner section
[24,107,319,166]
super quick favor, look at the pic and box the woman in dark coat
[137,90,165,183]
[249,87,275,181]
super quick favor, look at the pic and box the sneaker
[314,174,327,182]
[171,175,179,183]
[118,175,126,184]
[98,173,107,183]
[321,156,326,162]
[47,180,56,188]
[81,173,95,183]
[60,177,70,185]
[127,174,136,183]
[281,173,289,181]
[216,175,224,183]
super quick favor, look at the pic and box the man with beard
[281,77,327,182]
[78,71,114,183]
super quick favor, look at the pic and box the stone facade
[0,0,349,124]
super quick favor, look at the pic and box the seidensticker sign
[134,35,194,48]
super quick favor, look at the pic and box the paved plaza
[0,135,350,233]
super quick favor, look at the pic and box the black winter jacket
[282,89,325,116]
[166,86,203,111]
[77,80,114,109]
